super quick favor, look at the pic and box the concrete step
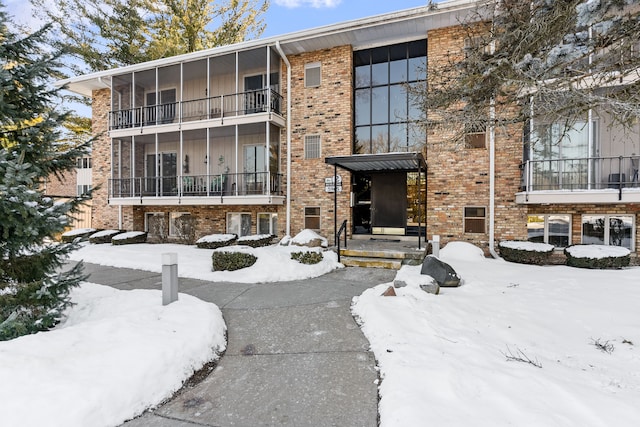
[340,256,403,270]
[340,248,406,260]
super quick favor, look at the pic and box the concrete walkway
[79,263,395,427]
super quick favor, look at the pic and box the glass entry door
[244,145,266,194]
[146,152,177,196]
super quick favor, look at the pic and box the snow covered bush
[61,228,97,243]
[564,245,630,269]
[290,229,328,248]
[212,251,257,271]
[291,251,323,265]
[111,231,148,246]
[88,229,124,244]
[499,241,554,265]
[237,234,275,248]
[196,234,237,249]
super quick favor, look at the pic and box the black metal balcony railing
[109,172,283,199]
[109,88,283,130]
[521,155,639,199]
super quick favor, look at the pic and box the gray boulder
[420,256,460,287]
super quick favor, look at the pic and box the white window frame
[527,214,572,248]
[304,134,321,159]
[304,62,321,88]
[258,212,278,235]
[169,212,191,237]
[581,214,635,251]
[227,212,252,237]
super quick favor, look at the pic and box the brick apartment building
[60,0,639,255]
[43,156,93,229]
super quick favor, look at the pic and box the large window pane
[408,57,426,81]
[371,62,389,86]
[527,215,545,243]
[390,59,408,84]
[355,65,370,88]
[371,87,388,124]
[389,123,407,152]
[371,125,388,154]
[389,84,407,122]
[355,88,371,126]
[355,126,371,154]
[582,215,605,245]
[407,123,425,152]
[609,216,633,249]
[548,215,570,247]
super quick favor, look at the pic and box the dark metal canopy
[325,152,427,173]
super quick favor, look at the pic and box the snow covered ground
[68,241,340,283]
[352,242,640,427]
[0,283,226,427]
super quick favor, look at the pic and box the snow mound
[90,229,121,238]
[61,228,96,237]
[291,229,328,247]
[112,231,146,241]
[499,241,554,252]
[196,234,237,244]
[566,244,630,259]
[0,283,226,427]
[440,241,485,261]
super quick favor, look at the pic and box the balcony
[517,155,640,204]
[108,88,283,131]
[109,172,284,206]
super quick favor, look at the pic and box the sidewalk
[80,263,395,427]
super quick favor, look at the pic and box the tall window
[305,135,321,159]
[305,63,321,88]
[304,207,321,230]
[354,40,427,154]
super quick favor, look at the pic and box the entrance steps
[338,248,424,270]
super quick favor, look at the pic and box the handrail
[336,219,347,263]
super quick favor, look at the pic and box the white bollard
[432,235,440,258]
[162,253,179,306]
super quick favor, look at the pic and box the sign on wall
[325,175,342,193]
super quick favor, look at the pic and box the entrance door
[145,152,177,196]
[244,145,266,194]
[371,172,407,234]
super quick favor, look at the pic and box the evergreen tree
[30,0,270,74]
[0,5,90,340]
[413,0,640,147]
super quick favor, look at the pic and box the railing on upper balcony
[109,172,283,199]
[521,155,640,199]
[108,88,283,131]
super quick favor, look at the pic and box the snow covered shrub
[237,234,275,248]
[212,251,257,271]
[111,231,148,246]
[498,241,554,265]
[291,251,323,265]
[89,230,124,244]
[61,228,97,243]
[564,245,630,269]
[196,234,237,249]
